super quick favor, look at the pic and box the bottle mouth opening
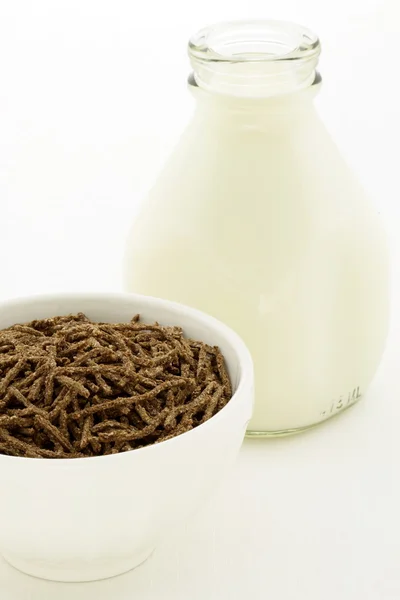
[189,20,320,63]
[188,20,321,97]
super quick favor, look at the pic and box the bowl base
[2,547,154,583]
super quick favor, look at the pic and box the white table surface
[0,5,398,598]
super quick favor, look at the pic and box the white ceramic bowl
[0,293,253,582]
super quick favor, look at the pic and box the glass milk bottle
[125,21,389,435]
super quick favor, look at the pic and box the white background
[0,1,399,598]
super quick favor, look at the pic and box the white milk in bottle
[125,20,389,435]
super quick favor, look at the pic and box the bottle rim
[188,20,321,98]
[188,20,320,64]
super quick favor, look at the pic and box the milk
[125,21,389,434]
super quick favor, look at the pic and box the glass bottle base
[2,548,154,583]
[245,395,362,438]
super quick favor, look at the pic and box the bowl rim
[0,292,253,464]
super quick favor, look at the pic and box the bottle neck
[188,20,321,100]
[188,72,321,123]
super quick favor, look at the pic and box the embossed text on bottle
[320,387,361,418]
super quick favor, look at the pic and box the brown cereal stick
[33,415,75,453]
